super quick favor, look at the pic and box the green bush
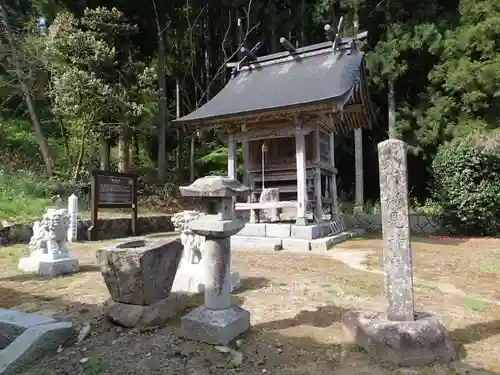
[432,132,500,236]
[0,168,57,222]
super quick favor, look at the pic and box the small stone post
[67,194,78,243]
[179,176,250,345]
[378,139,414,321]
[341,138,456,366]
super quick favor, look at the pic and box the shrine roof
[175,40,371,128]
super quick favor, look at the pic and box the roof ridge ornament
[233,41,263,74]
[324,15,344,53]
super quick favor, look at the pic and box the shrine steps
[231,220,364,252]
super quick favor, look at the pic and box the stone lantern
[179,176,250,345]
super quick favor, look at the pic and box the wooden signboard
[87,170,138,241]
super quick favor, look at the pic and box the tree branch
[195,0,259,107]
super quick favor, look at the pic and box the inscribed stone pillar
[378,139,414,321]
[329,132,339,219]
[295,124,307,226]
[354,128,364,213]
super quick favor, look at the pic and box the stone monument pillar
[67,194,78,243]
[179,176,250,345]
[341,139,456,366]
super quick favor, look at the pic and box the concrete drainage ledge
[231,229,364,252]
[0,309,74,375]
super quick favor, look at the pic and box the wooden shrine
[175,18,376,227]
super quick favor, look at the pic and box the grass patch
[83,358,106,375]
[0,197,53,223]
[34,295,57,302]
[478,262,500,273]
[0,168,58,223]
[463,296,485,312]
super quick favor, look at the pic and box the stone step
[231,229,364,252]
[237,220,346,240]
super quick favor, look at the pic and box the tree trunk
[99,135,110,170]
[132,133,140,168]
[175,82,182,182]
[388,80,397,138]
[72,125,88,182]
[386,1,398,139]
[204,4,211,100]
[118,126,130,172]
[300,0,306,45]
[0,4,53,175]
[157,16,167,182]
[189,133,195,182]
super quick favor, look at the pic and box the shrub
[432,132,500,236]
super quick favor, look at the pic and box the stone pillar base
[104,293,188,329]
[342,311,456,366]
[172,267,241,294]
[181,305,250,345]
[18,256,79,277]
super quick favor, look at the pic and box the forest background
[1,0,499,235]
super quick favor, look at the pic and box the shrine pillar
[354,128,364,212]
[242,139,250,203]
[314,127,324,220]
[329,132,339,218]
[295,124,307,226]
[228,132,237,204]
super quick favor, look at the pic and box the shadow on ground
[4,292,495,375]
[0,264,102,282]
[235,277,271,293]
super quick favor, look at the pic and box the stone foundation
[181,305,251,346]
[342,310,456,366]
[2,215,175,245]
[104,294,189,329]
[344,213,444,235]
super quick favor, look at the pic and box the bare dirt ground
[1,234,499,375]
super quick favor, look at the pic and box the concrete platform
[19,256,79,277]
[0,309,74,375]
[238,220,343,240]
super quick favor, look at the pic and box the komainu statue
[171,210,205,266]
[29,208,70,260]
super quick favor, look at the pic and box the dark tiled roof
[175,42,365,126]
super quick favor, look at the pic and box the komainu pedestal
[171,210,240,293]
[97,237,188,329]
[19,208,79,277]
